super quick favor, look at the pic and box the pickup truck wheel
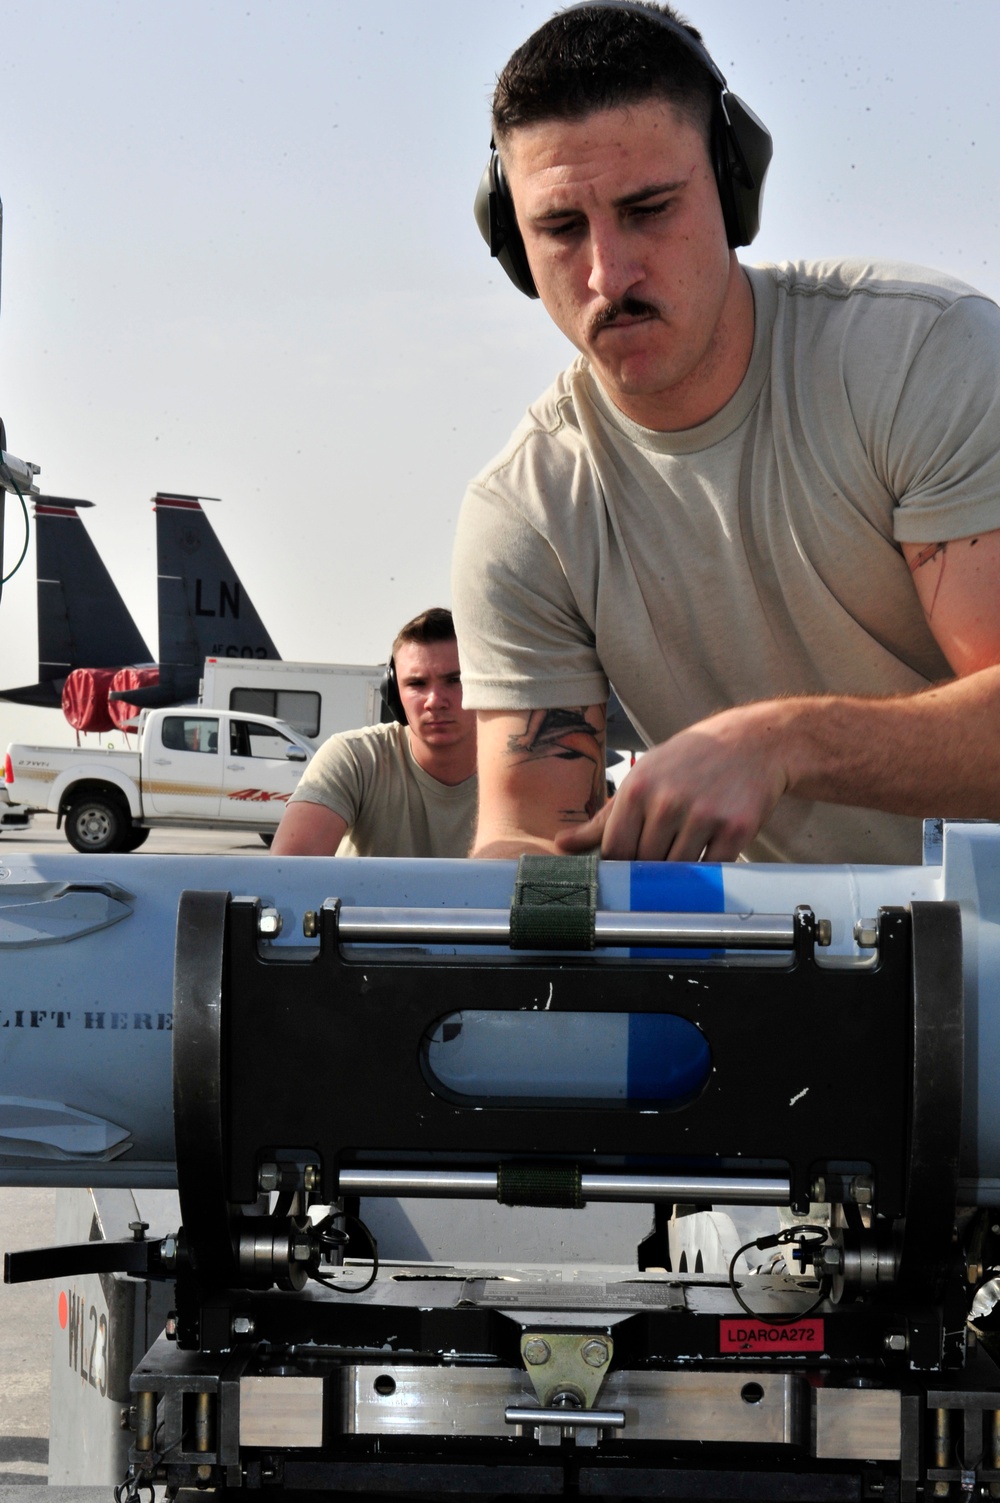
[259,833,274,848]
[124,826,150,851]
[64,795,131,854]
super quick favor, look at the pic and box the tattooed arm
[472,705,607,858]
[901,533,998,674]
[554,530,1000,862]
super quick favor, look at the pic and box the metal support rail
[506,1407,626,1429]
[338,1169,792,1205]
[325,903,803,950]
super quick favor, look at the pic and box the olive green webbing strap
[497,1161,584,1210]
[501,854,597,1207]
[508,852,599,951]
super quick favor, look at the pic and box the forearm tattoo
[507,707,606,824]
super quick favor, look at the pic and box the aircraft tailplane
[155,494,280,669]
[0,679,65,709]
[108,663,201,711]
[0,497,152,710]
[36,497,153,675]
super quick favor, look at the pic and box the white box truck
[199,657,385,743]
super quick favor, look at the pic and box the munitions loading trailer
[8,836,1000,1503]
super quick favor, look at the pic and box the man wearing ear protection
[452,0,1000,864]
[271,608,477,858]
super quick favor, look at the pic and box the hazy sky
[2,0,998,750]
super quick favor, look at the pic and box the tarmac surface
[0,816,271,1490]
[0,1187,53,1487]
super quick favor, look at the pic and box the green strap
[509,852,598,951]
[497,1161,584,1210]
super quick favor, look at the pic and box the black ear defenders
[474,0,773,299]
[379,657,407,725]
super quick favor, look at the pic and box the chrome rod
[327,904,797,950]
[506,1406,626,1429]
[338,1169,791,1204]
[582,1173,790,1203]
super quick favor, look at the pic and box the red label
[719,1318,825,1353]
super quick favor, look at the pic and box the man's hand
[473,529,1000,862]
[556,703,790,861]
[473,699,789,861]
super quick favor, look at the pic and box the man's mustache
[589,296,661,338]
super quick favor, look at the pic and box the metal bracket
[520,1331,613,1409]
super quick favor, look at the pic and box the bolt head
[850,1176,873,1207]
[884,1333,907,1352]
[817,1246,844,1275]
[302,911,319,938]
[258,1163,280,1193]
[581,1339,610,1368]
[165,1312,178,1340]
[232,1315,256,1338]
[258,907,283,937]
[523,1338,551,1366]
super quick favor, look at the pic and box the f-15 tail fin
[155,493,280,669]
[0,497,152,708]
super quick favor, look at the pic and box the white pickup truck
[0,784,33,834]
[4,707,314,852]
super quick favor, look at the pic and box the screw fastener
[523,1338,552,1366]
[850,1175,874,1207]
[581,1339,610,1368]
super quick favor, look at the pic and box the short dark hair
[392,607,456,662]
[492,3,714,149]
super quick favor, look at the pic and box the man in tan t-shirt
[271,608,477,858]
[454,2,1000,865]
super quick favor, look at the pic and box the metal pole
[338,1168,791,1204]
[328,904,797,951]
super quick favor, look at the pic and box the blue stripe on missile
[627,863,723,1102]
[629,861,726,942]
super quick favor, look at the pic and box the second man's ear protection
[474,0,773,299]
[379,657,407,725]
